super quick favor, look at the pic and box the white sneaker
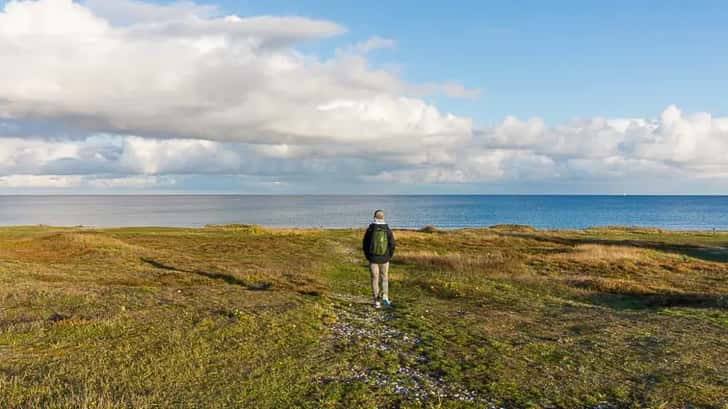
[374,301,381,309]
[382,298,391,307]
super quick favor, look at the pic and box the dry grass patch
[585,226,666,235]
[0,231,147,263]
[203,224,268,234]
[554,244,647,262]
[396,250,507,273]
[488,224,538,232]
[0,233,93,263]
[63,232,142,250]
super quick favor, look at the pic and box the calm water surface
[0,195,727,230]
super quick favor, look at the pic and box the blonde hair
[374,210,385,220]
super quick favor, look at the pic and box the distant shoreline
[2,195,726,230]
[2,224,726,233]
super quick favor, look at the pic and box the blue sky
[0,0,727,194]
[211,0,728,124]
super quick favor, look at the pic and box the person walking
[362,209,396,308]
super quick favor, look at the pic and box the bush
[420,225,438,233]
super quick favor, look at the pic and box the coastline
[2,195,728,231]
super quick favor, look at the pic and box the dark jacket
[362,223,396,264]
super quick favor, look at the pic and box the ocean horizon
[2,194,727,230]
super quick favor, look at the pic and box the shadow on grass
[140,257,272,291]
[498,232,728,263]
[586,291,727,311]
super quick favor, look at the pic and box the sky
[0,0,727,194]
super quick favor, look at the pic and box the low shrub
[419,225,438,233]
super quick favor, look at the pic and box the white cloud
[622,106,728,167]
[362,105,728,186]
[119,136,240,174]
[0,0,725,192]
[85,175,175,188]
[367,149,556,184]
[0,173,175,189]
[83,0,218,25]
[1,104,728,190]
[0,0,465,153]
[0,138,82,173]
[348,36,395,54]
[475,105,728,178]
[0,174,82,188]
[412,82,482,100]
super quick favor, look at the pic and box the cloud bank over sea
[1,0,726,193]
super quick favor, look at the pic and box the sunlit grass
[0,226,726,408]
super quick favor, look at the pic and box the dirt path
[319,238,496,406]
[322,292,495,407]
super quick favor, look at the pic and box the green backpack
[370,225,389,256]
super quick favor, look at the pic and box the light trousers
[369,262,389,302]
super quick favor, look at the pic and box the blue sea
[0,195,727,230]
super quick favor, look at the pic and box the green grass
[0,225,727,408]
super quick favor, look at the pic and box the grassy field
[0,225,726,408]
